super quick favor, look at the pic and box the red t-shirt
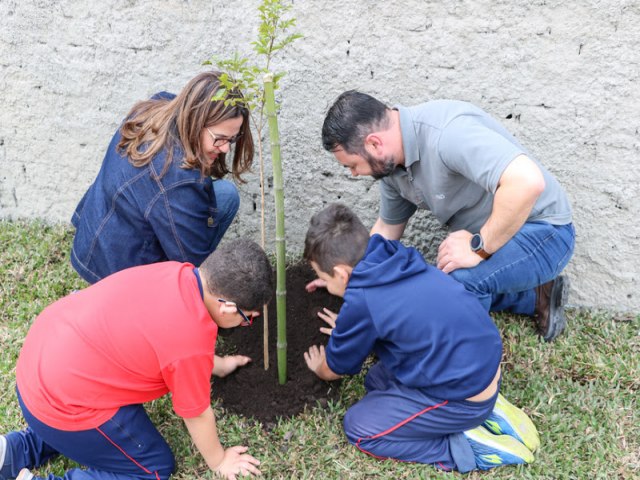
[16,262,217,431]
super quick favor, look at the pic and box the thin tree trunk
[264,72,287,384]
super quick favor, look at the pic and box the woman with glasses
[70,71,254,284]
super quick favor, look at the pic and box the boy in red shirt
[0,240,272,480]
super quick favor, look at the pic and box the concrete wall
[1,0,638,312]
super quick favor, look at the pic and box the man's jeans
[450,222,575,315]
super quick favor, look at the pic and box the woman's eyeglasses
[206,128,244,147]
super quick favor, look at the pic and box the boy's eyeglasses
[206,128,244,147]
[217,298,254,327]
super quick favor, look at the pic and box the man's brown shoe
[533,275,568,342]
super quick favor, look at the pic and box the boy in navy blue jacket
[303,203,539,472]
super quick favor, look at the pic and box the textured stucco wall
[1,0,639,312]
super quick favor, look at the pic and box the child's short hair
[304,203,369,274]
[200,240,273,311]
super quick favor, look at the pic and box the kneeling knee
[343,408,369,445]
[213,180,240,214]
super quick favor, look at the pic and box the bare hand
[436,230,483,273]
[214,445,261,480]
[305,278,327,293]
[317,308,337,336]
[214,355,251,378]
[304,345,326,375]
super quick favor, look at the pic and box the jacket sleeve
[146,178,217,266]
[325,290,377,376]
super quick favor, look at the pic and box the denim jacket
[71,93,220,284]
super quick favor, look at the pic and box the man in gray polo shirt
[314,90,575,341]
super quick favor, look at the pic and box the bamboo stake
[256,128,270,371]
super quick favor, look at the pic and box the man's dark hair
[304,203,369,274]
[321,90,390,154]
[200,240,273,311]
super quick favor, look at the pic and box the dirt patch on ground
[212,263,343,424]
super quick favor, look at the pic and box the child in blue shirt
[303,203,540,472]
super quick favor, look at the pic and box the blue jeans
[450,222,575,315]
[210,179,241,248]
[1,387,174,480]
[342,363,496,472]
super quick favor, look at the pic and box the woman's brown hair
[117,71,254,181]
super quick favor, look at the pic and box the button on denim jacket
[71,93,220,284]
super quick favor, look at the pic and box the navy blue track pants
[343,363,498,472]
[2,387,174,480]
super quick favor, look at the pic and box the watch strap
[471,233,492,260]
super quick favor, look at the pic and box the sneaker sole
[0,435,11,480]
[544,275,569,342]
[17,469,34,480]
[484,394,540,452]
[0,435,6,469]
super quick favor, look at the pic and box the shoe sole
[544,275,569,342]
[17,470,34,480]
[484,394,540,452]
[465,426,534,470]
[0,435,6,468]
[0,435,11,480]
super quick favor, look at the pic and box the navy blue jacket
[326,234,502,400]
[71,93,219,284]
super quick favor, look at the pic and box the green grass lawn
[1,220,638,479]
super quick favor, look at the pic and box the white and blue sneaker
[1,437,34,480]
[0,436,6,464]
[464,425,534,470]
[0,435,10,480]
[483,393,540,452]
[17,469,34,480]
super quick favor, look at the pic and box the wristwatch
[470,233,491,260]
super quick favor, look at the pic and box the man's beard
[364,151,396,180]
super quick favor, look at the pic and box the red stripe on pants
[354,399,449,461]
[96,427,161,480]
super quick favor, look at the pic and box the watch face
[471,234,482,250]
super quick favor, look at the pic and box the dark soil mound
[212,263,343,424]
